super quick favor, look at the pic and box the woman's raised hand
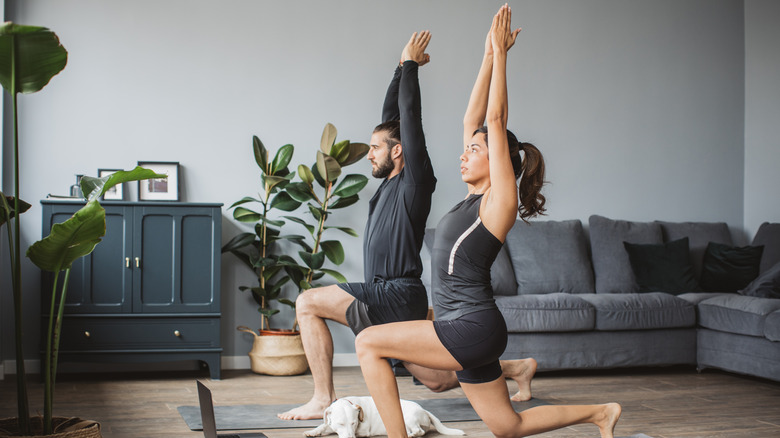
[491,4,520,54]
[401,30,432,66]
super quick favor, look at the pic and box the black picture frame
[137,161,180,201]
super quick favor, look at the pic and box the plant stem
[10,34,31,435]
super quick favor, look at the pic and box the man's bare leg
[277,285,355,420]
[403,357,538,401]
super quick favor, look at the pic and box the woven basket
[0,417,101,438]
[238,326,309,376]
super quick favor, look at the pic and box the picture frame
[98,168,124,200]
[137,161,180,201]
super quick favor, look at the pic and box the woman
[355,5,622,438]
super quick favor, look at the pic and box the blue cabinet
[41,200,223,379]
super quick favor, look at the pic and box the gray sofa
[422,216,780,382]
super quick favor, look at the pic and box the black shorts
[433,308,507,384]
[340,277,429,335]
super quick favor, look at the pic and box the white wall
[1,0,755,370]
[744,0,780,238]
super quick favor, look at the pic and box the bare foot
[596,402,622,438]
[277,398,334,420]
[501,358,537,401]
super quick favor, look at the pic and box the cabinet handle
[84,331,90,338]
[125,257,130,268]
[135,257,141,268]
[174,330,181,337]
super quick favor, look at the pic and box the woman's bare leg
[355,320,462,438]
[461,377,621,438]
[403,358,538,401]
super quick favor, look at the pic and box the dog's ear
[356,405,364,423]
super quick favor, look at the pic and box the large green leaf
[284,216,316,235]
[321,240,345,265]
[269,191,302,212]
[81,166,165,202]
[0,194,31,226]
[341,142,370,167]
[330,140,350,163]
[298,164,314,185]
[316,151,342,182]
[26,200,105,272]
[299,250,325,270]
[229,196,262,209]
[253,135,268,173]
[320,123,337,154]
[271,144,294,175]
[285,182,315,203]
[332,174,368,198]
[324,225,359,237]
[320,268,347,284]
[0,23,68,95]
[233,206,262,223]
[330,194,359,209]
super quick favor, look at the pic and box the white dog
[304,396,465,438]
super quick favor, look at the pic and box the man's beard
[371,156,394,179]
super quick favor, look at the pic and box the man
[279,31,535,421]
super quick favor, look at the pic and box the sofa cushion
[424,227,518,296]
[752,222,780,274]
[677,292,731,306]
[739,261,780,299]
[504,220,594,294]
[700,242,764,292]
[589,215,663,294]
[577,292,695,331]
[698,294,780,337]
[495,293,595,332]
[657,221,732,280]
[623,237,699,294]
[765,311,780,342]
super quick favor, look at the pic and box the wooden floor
[1,366,779,438]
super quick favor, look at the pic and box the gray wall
[1,0,768,371]
[744,0,780,238]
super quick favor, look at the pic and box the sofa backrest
[752,222,780,274]
[657,221,733,280]
[504,219,595,294]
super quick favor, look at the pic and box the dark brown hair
[373,120,401,149]
[475,127,547,221]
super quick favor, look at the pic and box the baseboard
[2,354,360,377]
[1,359,40,377]
[222,353,359,370]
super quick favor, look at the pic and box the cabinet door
[42,204,133,314]
[133,205,220,313]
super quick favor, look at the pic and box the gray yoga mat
[178,397,548,430]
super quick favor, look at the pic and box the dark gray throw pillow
[738,261,780,299]
[752,222,780,274]
[700,242,764,292]
[623,237,699,294]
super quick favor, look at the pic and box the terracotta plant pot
[0,417,101,438]
[237,326,309,376]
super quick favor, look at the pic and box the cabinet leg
[202,356,221,380]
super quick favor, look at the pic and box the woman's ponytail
[516,142,546,222]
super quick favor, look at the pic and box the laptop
[197,381,268,438]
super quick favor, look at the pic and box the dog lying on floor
[304,396,465,438]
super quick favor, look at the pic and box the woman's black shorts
[432,307,508,384]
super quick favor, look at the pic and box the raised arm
[463,31,494,146]
[482,4,521,241]
[398,31,435,184]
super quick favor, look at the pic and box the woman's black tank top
[431,194,503,321]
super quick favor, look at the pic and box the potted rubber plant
[223,123,368,375]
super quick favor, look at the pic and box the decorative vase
[0,417,101,438]
[237,326,309,376]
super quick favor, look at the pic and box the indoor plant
[223,123,368,375]
[0,21,67,437]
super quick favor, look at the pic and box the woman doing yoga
[355,5,622,438]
